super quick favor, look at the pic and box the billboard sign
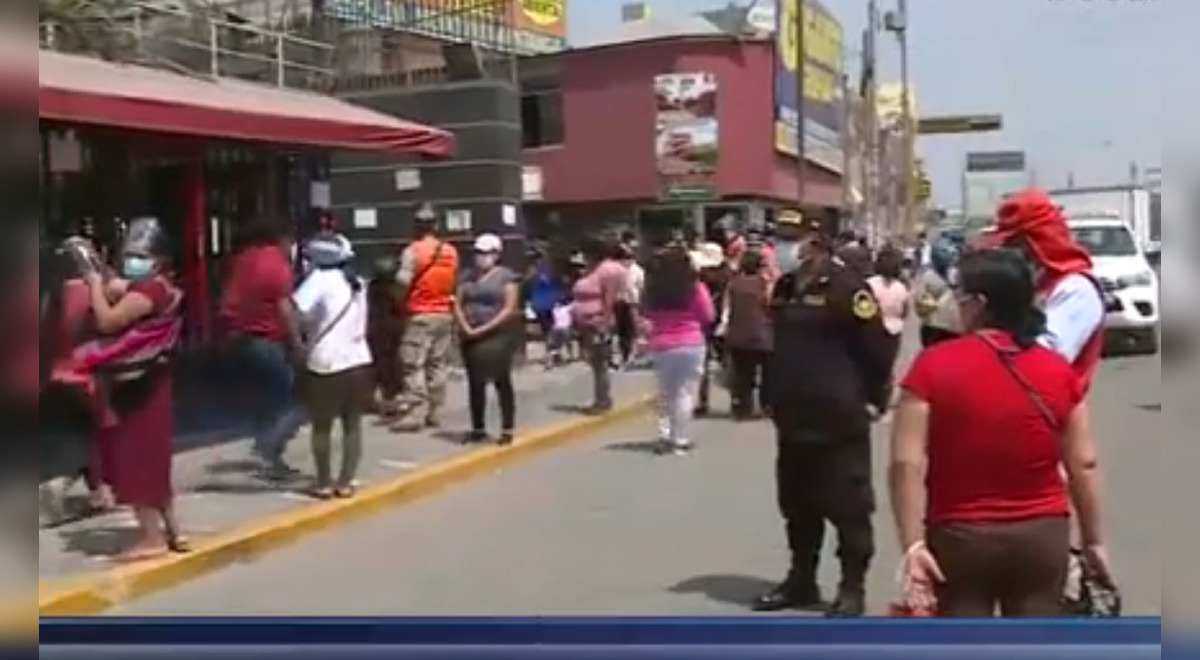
[800,0,844,173]
[324,0,566,54]
[773,0,800,158]
[966,151,1027,173]
[774,0,844,174]
[655,73,720,201]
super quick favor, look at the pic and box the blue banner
[40,617,1162,645]
[36,618,1164,660]
[773,0,801,158]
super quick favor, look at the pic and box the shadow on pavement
[57,525,142,561]
[669,574,776,608]
[604,440,664,455]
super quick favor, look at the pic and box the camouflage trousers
[394,313,455,428]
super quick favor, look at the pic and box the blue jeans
[235,337,306,464]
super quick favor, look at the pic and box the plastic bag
[1063,548,1122,617]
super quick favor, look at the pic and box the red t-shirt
[901,332,1082,526]
[219,245,293,342]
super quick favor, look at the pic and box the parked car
[1069,217,1161,355]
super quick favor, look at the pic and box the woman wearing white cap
[455,233,521,445]
[292,235,372,499]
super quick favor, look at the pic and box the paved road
[113,355,1163,617]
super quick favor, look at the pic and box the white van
[1068,217,1161,355]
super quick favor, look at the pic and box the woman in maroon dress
[85,218,187,562]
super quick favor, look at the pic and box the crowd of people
[32,189,1119,618]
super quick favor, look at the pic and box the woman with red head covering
[976,191,1106,393]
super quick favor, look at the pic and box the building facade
[518,35,845,244]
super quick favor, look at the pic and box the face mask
[122,256,156,281]
[475,253,498,270]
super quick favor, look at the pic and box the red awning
[38,49,454,157]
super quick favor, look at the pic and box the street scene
[110,346,1162,617]
[25,0,1169,623]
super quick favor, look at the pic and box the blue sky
[567,0,1170,207]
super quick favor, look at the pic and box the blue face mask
[122,256,156,281]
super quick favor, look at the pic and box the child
[546,299,574,369]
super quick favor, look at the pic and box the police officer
[753,220,894,617]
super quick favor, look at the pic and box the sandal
[167,534,193,554]
[311,486,335,501]
[334,485,357,499]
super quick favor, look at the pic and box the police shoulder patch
[852,289,880,320]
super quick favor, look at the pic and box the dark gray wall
[331,80,525,266]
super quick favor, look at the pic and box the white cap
[473,233,503,254]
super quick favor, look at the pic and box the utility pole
[794,0,807,217]
[897,0,913,239]
[862,0,879,246]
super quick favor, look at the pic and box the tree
[39,0,136,58]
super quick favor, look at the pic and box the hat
[473,233,503,254]
[777,209,804,226]
[690,242,725,269]
[306,234,354,267]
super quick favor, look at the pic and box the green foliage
[39,0,135,58]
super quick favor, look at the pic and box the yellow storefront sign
[521,0,563,27]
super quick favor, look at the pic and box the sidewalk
[38,360,656,590]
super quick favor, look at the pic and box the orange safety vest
[405,237,459,316]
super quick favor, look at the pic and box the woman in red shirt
[889,248,1113,617]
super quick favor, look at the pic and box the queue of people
[33,189,1118,617]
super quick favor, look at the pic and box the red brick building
[519,31,845,243]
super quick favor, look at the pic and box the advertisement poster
[773,0,801,158]
[774,0,845,174]
[654,72,720,201]
[323,0,566,54]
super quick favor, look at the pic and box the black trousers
[613,302,637,363]
[775,427,876,593]
[695,335,723,412]
[729,348,770,416]
[462,333,517,433]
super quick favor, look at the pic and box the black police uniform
[754,256,894,617]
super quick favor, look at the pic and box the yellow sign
[804,63,838,103]
[802,3,843,73]
[778,0,799,72]
[852,290,880,320]
[521,0,563,27]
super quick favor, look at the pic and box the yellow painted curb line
[37,394,655,617]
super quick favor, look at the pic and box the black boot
[825,584,866,618]
[752,577,823,612]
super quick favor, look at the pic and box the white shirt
[552,303,574,331]
[1038,273,1105,364]
[867,275,910,336]
[292,269,372,375]
[622,262,645,305]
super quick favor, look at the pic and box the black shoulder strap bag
[975,331,1122,618]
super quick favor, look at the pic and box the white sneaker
[671,439,694,456]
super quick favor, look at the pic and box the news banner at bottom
[33,618,1162,659]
